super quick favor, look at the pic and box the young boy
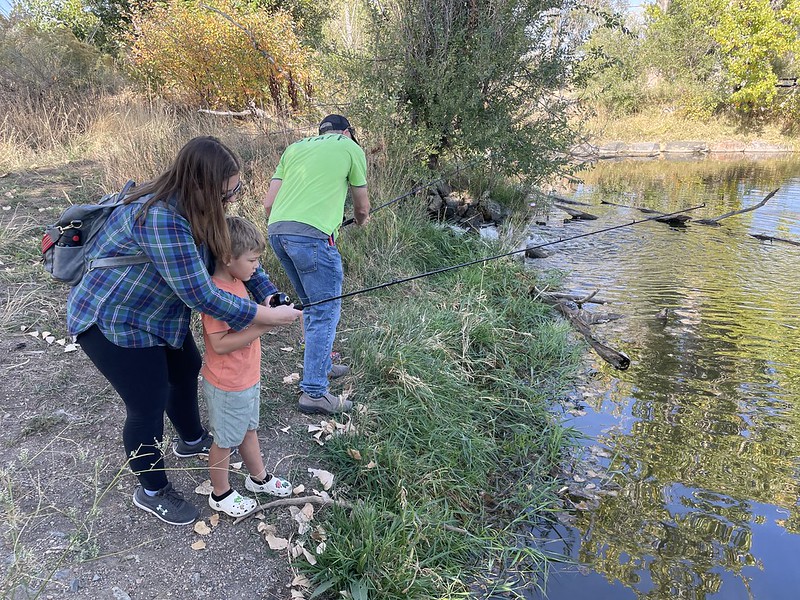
[201,216,293,517]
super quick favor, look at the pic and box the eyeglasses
[222,180,242,202]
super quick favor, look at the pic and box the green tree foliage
[126,0,315,112]
[581,0,800,121]
[249,0,330,45]
[14,0,145,54]
[575,24,646,116]
[348,0,583,181]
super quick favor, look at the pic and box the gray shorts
[202,379,260,449]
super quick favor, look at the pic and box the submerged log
[554,203,598,220]
[750,233,800,246]
[601,200,691,225]
[695,188,779,226]
[548,193,593,207]
[654,214,693,226]
[532,288,630,370]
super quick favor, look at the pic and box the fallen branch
[554,203,598,220]
[233,494,353,524]
[750,233,800,246]
[695,188,779,226]
[600,200,691,226]
[547,193,593,207]
[532,288,630,370]
[533,287,609,305]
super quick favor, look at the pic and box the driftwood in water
[532,288,630,370]
[694,188,779,226]
[554,203,598,220]
[548,193,593,207]
[654,214,692,226]
[601,200,691,226]
[750,233,800,246]
[534,287,609,306]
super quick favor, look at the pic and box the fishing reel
[268,292,292,307]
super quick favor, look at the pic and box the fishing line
[341,157,484,227]
[288,204,706,310]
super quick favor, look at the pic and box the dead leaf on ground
[289,543,304,559]
[194,521,212,535]
[292,484,305,495]
[64,343,78,353]
[308,468,334,490]
[230,461,243,470]
[264,533,289,550]
[209,513,219,527]
[194,480,213,495]
[347,448,362,461]
[280,346,294,352]
[283,372,300,384]
[291,574,312,588]
[366,461,376,469]
[190,540,206,551]
[302,547,317,565]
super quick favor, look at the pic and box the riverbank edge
[571,140,797,160]
[294,201,584,597]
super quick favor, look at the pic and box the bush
[126,0,315,113]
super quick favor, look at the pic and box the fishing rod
[341,157,484,227]
[279,204,706,310]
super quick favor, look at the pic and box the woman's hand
[253,303,302,327]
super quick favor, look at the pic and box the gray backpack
[41,180,150,286]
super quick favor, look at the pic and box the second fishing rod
[271,204,706,311]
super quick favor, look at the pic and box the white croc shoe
[208,489,257,517]
[245,474,292,497]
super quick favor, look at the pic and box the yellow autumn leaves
[127,0,315,112]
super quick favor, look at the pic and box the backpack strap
[87,254,150,272]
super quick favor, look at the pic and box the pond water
[529,155,800,600]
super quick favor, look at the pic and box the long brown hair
[125,136,239,262]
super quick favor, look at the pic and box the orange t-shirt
[201,277,260,392]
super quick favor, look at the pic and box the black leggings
[77,326,203,490]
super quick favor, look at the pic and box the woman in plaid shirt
[67,136,300,526]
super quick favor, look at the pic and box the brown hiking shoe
[298,392,352,415]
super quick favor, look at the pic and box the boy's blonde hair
[226,216,266,258]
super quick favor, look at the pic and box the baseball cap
[319,114,360,146]
[319,114,351,134]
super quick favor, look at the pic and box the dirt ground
[0,167,351,599]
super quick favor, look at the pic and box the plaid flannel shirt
[67,199,277,348]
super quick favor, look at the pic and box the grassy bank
[582,107,799,149]
[1,94,582,598]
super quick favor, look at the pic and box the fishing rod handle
[341,217,355,227]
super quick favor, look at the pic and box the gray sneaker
[328,364,350,379]
[298,392,352,415]
[132,483,200,525]
[173,430,213,458]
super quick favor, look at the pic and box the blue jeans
[269,234,343,397]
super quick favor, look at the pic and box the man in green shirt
[263,114,370,415]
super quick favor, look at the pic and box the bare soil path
[0,167,344,599]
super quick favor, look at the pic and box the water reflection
[533,156,800,600]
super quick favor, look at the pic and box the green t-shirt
[268,133,367,237]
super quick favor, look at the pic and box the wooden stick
[695,188,779,226]
[750,233,800,246]
[554,203,598,220]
